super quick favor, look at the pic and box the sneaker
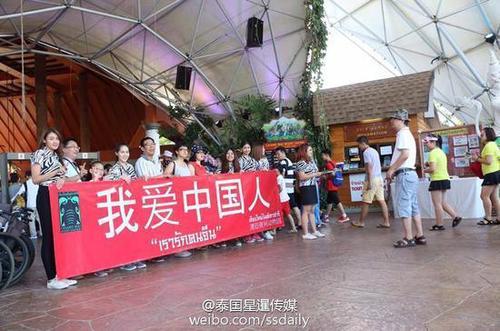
[135,261,147,269]
[120,264,137,272]
[263,232,273,240]
[288,229,298,233]
[151,257,166,263]
[174,251,192,258]
[94,271,108,278]
[234,241,242,247]
[313,231,326,238]
[47,278,69,290]
[62,279,78,286]
[254,234,264,242]
[338,215,350,223]
[245,236,256,244]
[29,235,38,240]
[302,233,317,240]
[220,243,227,248]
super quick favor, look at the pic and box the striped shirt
[108,162,137,181]
[30,147,64,186]
[295,160,318,187]
[277,158,296,194]
[239,155,259,172]
[258,157,270,170]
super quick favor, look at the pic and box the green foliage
[295,0,329,162]
[218,95,276,150]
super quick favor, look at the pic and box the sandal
[415,236,427,245]
[351,222,365,228]
[490,219,500,225]
[452,217,462,228]
[393,238,416,248]
[376,224,391,228]
[429,225,445,231]
[477,218,493,225]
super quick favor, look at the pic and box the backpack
[328,161,343,187]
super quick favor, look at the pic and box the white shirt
[277,175,290,202]
[63,157,80,180]
[26,178,39,209]
[363,147,382,179]
[390,126,416,170]
[135,155,162,177]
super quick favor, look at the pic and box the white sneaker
[263,232,274,240]
[47,278,69,290]
[135,261,147,269]
[94,271,108,278]
[174,251,192,258]
[62,279,78,286]
[313,231,326,238]
[302,233,317,240]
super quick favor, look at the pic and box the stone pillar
[145,122,161,161]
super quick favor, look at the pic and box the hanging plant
[295,0,329,160]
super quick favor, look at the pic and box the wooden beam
[35,53,48,139]
[78,72,90,151]
[0,61,56,92]
[53,92,62,132]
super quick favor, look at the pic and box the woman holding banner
[220,148,240,174]
[295,144,325,240]
[106,143,137,183]
[239,142,264,243]
[164,142,194,258]
[31,128,77,290]
[106,143,139,272]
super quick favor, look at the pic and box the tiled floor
[1,215,500,330]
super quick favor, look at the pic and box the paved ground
[1,214,500,330]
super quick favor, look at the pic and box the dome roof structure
[0,0,307,121]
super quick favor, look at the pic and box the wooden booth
[313,71,439,210]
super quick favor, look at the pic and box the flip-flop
[351,222,365,228]
[376,224,390,228]
[452,217,462,228]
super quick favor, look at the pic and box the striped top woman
[106,143,137,183]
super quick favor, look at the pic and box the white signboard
[349,173,365,202]
[349,172,387,202]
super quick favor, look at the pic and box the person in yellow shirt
[423,134,462,230]
[474,127,500,225]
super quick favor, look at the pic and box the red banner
[49,171,282,279]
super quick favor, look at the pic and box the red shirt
[191,162,207,176]
[325,160,338,192]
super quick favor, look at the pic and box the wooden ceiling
[0,50,181,153]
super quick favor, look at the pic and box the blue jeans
[394,171,420,218]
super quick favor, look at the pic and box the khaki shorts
[362,177,385,204]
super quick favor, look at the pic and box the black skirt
[482,171,500,186]
[299,185,318,205]
[429,179,451,191]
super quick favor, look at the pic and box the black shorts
[299,185,318,205]
[428,180,451,191]
[482,171,500,186]
[287,193,298,208]
[327,191,340,206]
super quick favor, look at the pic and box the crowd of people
[4,109,498,290]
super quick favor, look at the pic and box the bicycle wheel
[20,235,35,270]
[0,240,15,290]
[0,233,29,286]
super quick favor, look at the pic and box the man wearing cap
[386,109,426,248]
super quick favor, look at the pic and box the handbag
[469,161,483,179]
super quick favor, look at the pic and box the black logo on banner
[58,192,82,232]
